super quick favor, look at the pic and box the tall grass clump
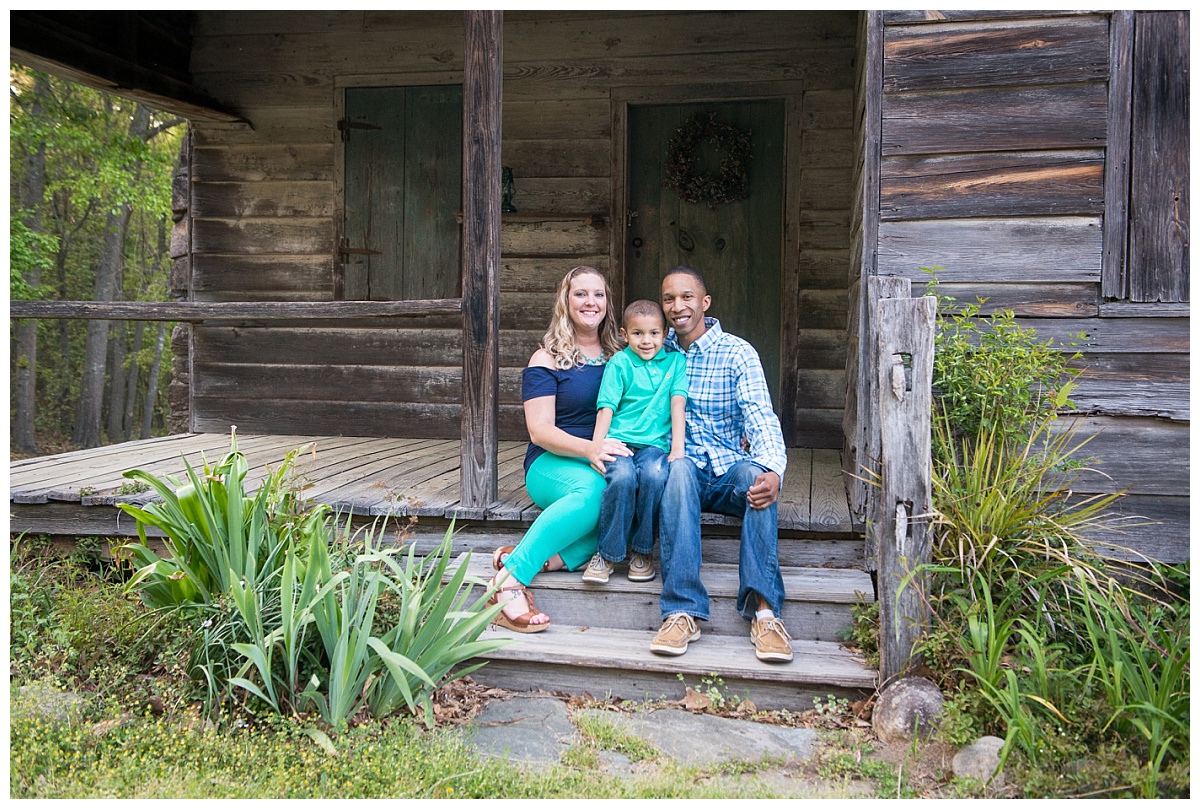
[901,275,1190,797]
[116,428,510,730]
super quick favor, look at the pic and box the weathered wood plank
[191,217,334,255]
[1088,493,1189,563]
[191,145,334,182]
[192,255,334,296]
[1101,10,1135,299]
[1016,316,1189,354]
[1128,11,1190,303]
[810,448,853,531]
[879,217,1102,282]
[10,299,461,323]
[501,139,611,178]
[909,282,1098,318]
[191,180,335,218]
[193,363,524,405]
[873,294,936,681]
[191,400,529,442]
[880,150,1105,219]
[884,16,1109,92]
[500,218,609,256]
[779,448,812,528]
[883,84,1107,156]
[193,326,539,367]
[1052,416,1189,497]
[883,10,1095,26]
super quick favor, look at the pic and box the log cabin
[9,10,1189,702]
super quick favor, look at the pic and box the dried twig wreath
[662,112,751,209]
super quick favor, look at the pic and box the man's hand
[747,470,780,510]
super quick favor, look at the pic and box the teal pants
[503,452,605,585]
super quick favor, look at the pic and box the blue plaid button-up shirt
[665,317,787,480]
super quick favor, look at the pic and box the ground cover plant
[877,276,1191,797]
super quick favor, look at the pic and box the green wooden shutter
[344,85,463,300]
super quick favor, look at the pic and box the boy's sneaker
[650,613,700,656]
[627,552,655,582]
[581,553,614,584]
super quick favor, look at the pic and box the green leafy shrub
[117,430,511,730]
[924,270,1083,451]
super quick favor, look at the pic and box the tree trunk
[142,323,167,439]
[123,321,145,438]
[12,74,51,455]
[73,104,151,447]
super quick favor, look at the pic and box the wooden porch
[8,432,862,540]
[9,432,875,709]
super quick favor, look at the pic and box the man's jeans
[657,457,785,622]
[597,446,669,562]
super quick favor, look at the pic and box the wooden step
[458,552,873,643]
[470,623,877,712]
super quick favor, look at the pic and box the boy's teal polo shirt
[596,346,688,451]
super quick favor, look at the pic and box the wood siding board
[191,255,334,294]
[192,145,335,182]
[1017,316,1189,354]
[1128,11,1190,303]
[1051,416,1189,496]
[883,11,1097,26]
[911,282,1099,318]
[1088,494,1189,564]
[192,108,335,146]
[880,151,1105,220]
[191,181,335,218]
[883,16,1109,92]
[1102,10,1135,299]
[191,217,335,255]
[882,84,1108,155]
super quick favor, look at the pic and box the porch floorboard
[9,433,862,537]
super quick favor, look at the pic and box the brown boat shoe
[650,612,700,656]
[627,551,655,582]
[751,616,794,663]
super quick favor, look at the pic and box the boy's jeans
[657,457,786,622]
[597,446,669,562]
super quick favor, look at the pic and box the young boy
[582,299,687,584]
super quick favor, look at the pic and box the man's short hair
[623,299,666,327]
[664,265,707,294]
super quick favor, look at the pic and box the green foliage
[117,432,511,730]
[9,216,59,297]
[924,268,1083,451]
[901,274,1192,797]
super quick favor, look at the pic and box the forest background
[9,65,185,458]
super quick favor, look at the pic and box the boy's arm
[590,407,615,474]
[668,395,686,462]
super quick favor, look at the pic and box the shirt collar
[666,317,722,354]
[623,345,668,365]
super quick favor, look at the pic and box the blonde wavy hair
[541,266,623,370]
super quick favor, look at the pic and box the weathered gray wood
[872,294,935,683]
[883,11,1094,26]
[883,16,1109,92]
[1102,10,1135,299]
[910,283,1099,318]
[878,217,1102,282]
[882,84,1108,156]
[1049,416,1189,497]
[459,10,503,511]
[9,299,461,322]
[880,150,1105,220]
[1128,11,1190,303]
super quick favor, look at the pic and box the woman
[489,266,631,632]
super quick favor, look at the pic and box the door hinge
[337,118,382,142]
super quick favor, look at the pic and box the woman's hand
[587,437,632,475]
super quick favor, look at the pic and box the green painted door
[343,85,462,300]
[626,101,785,411]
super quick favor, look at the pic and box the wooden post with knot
[872,291,935,684]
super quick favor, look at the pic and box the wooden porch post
[873,293,936,683]
[460,10,502,512]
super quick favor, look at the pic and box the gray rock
[578,707,819,766]
[872,676,944,744]
[455,694,579,767]
[16,684,87,722]
[952,735,1006,788]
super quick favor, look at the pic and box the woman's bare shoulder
[528,348,557,369]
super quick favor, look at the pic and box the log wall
[875,11,1189,563]
[184,10,859,446]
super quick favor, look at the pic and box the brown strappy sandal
[492,545,556,574]
[488,584,550,634]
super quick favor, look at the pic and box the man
[650,265,793,662]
